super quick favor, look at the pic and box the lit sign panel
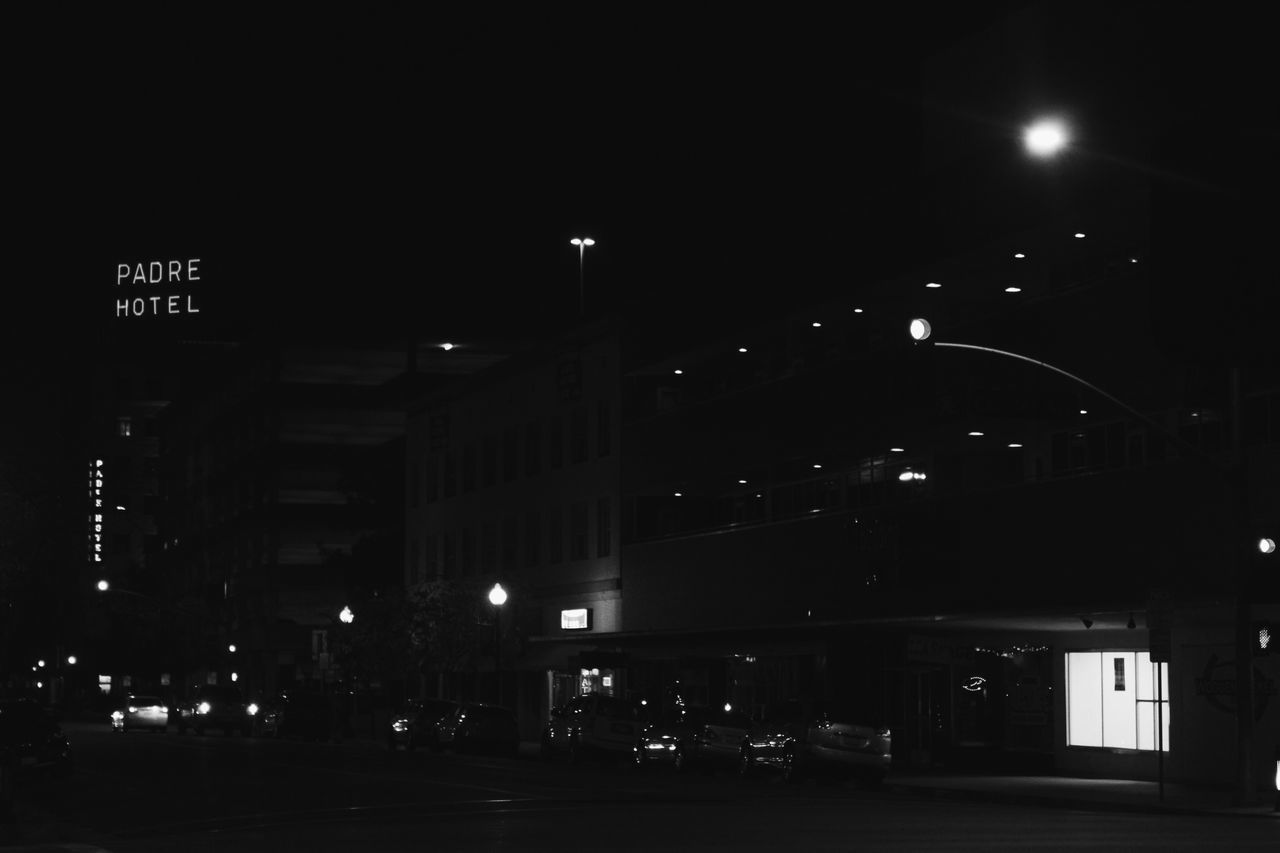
[560,608,592,631]
[87,459,104,563]
[115,258,202,317]
[962,676,986,693]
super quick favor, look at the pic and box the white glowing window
[560,608,592,630]
[1066,651,1168,751]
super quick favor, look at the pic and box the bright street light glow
[1023,119,1070,157]
[812,463,822,469]
[37,660,45,668]
[1014,253,1026,259]
[1008,443,1024,449]
[909,318,932,341]
[738,479,747,484]
[1074,232,1086,239]
[890,447,905,453]
[968,431,984,437]
[1260,538,1276,554]
[488,582,508,607]
[339,606,354,624]
[1005,286,1022,293]
[1080,409,1088,415]
[674,369,683,375]
[853,308,864,313]
[67,656,77,665]
[228,644,237,653]
[230,672,238,682]
[738,347,748,353]
[442,343,454,351]
[674,492,683,497]
[898,471,914,482]
[96,580,109,592]
[811,322,821,327]
[925,282,942,289]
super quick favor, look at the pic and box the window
[570,407,588,463]
[481,521,496,572]
[502,516,517,570]
[525,422,542,477]
[524,509,540,567]
[597,400,612,457]
[443,451,457,498]
[482,436,497,487]
[549,415,564,469]
[424,534,439,578]
[461,527,475,575]
[425,456,439,503]
[596,497,611,558]
[547,505,563,564]
[570,501,589,560]
[503,428,519,482]
[442,531,456,577]
[462,444,477,493]
[1066,651,1168,751]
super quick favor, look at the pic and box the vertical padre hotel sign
[115,258,202,317]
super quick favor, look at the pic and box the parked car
[738,698,891,785]
[175,685,257,736]
[388,698,459,752]
[110,694,169,733]
[430,702,518,756]
[635,704,754,772]
[253,691,332,740]
[0,699,72,780]
[540,692,640,763]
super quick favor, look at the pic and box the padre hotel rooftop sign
[115,258,202,317]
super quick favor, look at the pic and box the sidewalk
[884,766,1279,818]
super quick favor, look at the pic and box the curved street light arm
[934,341,1210,463]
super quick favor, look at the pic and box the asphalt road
[4,723,1276,852]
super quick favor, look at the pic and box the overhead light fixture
[1014,253,1026,259]
[738,347,748,353]
[673,492,683,497]
[890,447,905,453]
[1005,286,1022,293]
[1079,409,1088,415]
[853,308,864,314]
[441,343,455,351]
[1074,232,1086,239]
[738,479,747,484]
[968,431,984,437]
[674,369,683,375]
[812,322,822,328]
[812,463,822,469]
[1008,443,1023,449]
[925,282,942,289]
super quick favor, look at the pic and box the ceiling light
[812,322,822,328]
[674,369,683,375]
[968,431,984,437]
[1005,286,1021,293]
[925,282,942,289]
[890,447,905,453]
[1014,253,1026,259]
[442,343,454,351]
[1008,443,1023,449]
[1074,232,1086,239]
[738,347,748,353]
[853,308,864,314]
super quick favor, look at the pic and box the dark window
[596,497,611,558]
[570,407,588,464]
[549,415,564,469]
[462,444,477,493]
[424,534,439,578]
[443,451,457,498]
[525,422,542,477]
[502,517,518,571]
[425,456,440,503]
[481,522,496,573]
[597,400,612,457]
[442,531,457,576]
[503,428,519,482]
[570,501,589,560]
[547,505,563,564]
[482,436,497,487]
[461,528,475,576]
[524,509,540,567]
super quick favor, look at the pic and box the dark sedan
[388,698,459,752]
[635,704,754,773]
[0,699,72,779]
[739,698,891,786]
[431,703,519,756]
[175,685,256,736]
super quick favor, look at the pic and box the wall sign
[561,608,592,630]
[87,459,103,563]
[115,258,202,317]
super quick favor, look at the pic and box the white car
[111,695,169,733]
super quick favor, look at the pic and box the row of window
[411,401,613,508]
[408,497,613,585]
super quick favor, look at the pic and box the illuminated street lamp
[339,606,355,624]
[488,583,508,705]
[96,579,109,592]
[1023,117,1070,158]
[1260,538,1276,555]
[228,644,237,654]
[66,655,77,666]
[569,237,596,316]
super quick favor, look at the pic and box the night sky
[6,5,1275,357]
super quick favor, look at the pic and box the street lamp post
[569,237,595,316]
[909,318,1262,805]
[488,583,508,706]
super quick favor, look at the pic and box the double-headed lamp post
[910,317,1269,805]
[488,583,508,705]
[569,237,595,316]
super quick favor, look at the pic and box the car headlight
[128,706,138,713]
[111,711,124,721]
[197,702,211,715]
[247,703,259,716]
[160,706,168,714]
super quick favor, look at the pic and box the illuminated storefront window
[1066,651,1168,751]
